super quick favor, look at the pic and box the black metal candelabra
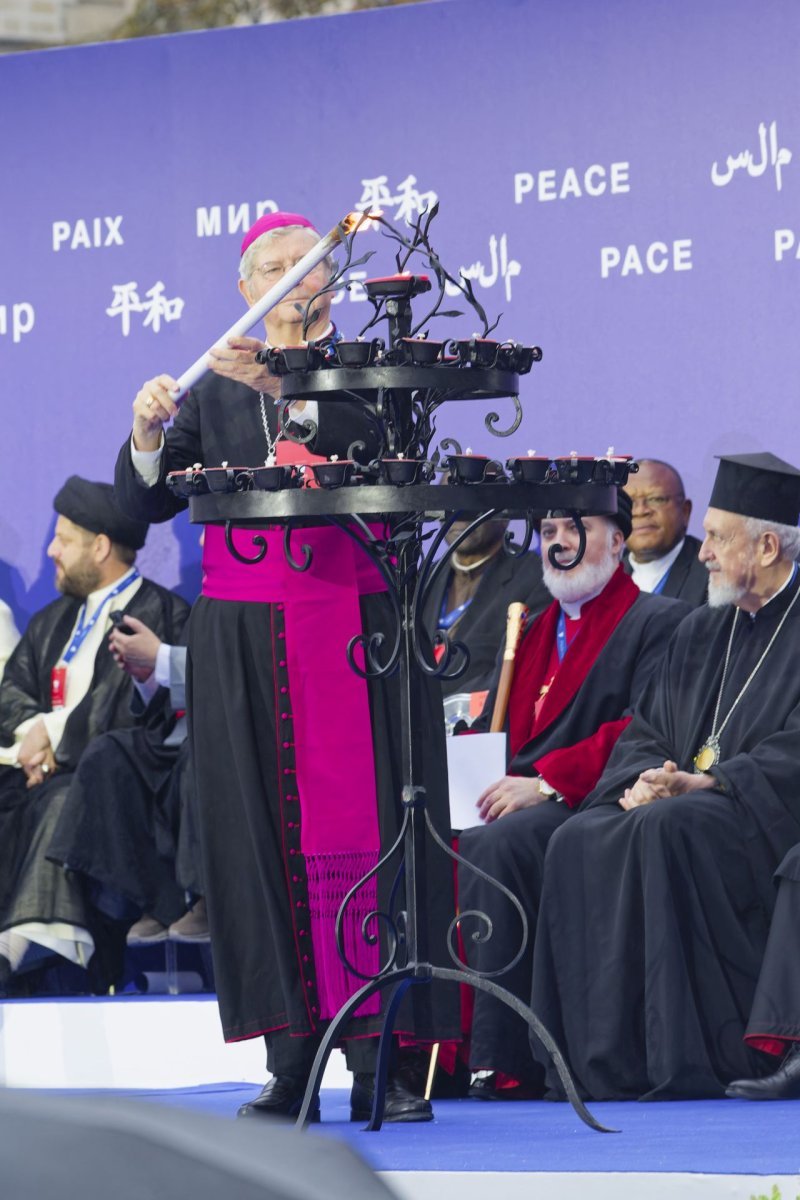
[168,220,634,1135]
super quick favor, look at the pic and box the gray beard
[542,554,619,605]
[706,571,745,609]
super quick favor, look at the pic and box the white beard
[706,569,746,609]
[542,553,619,606]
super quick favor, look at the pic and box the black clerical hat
[611,488,633,539]
[709,453,800,526]
[54,476,149,550]
[547,488,632,538]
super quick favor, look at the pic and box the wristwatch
[537,777,557,798]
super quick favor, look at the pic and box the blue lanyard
[556,609,580,662]
[652,567,671,595]
[61,569,139,665]
[439,593,473,631]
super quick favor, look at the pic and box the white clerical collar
[265,321,334,349]
[560,582,607,620]
[628,537,685,594]
[82,572,139,620]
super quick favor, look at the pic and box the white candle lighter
[169,211,366,402]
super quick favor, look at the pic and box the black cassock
[48,715,198,929]
[459,586,689,1083]
[0,582,189,950]
[115,376,458,1055]
[421,547,551,697]
[742,843,800,1054]
[530,571,800,1100]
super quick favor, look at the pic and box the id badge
[51,665,67,710]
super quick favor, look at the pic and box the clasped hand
[17,718,56,789]
[619,760,715,810]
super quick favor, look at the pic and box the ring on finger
[145,397,154,408]
[41,763,51,775]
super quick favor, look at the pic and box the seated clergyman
[47,617,208,957]
[0,477,188,993]
[624,457,708,605]
[529,452,800,1101]
[422,511,551,698]
[456,488,689,1098]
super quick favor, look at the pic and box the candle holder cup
[554,456,598,485]
[380,458,434,485]
[251,464,298,491]
[310,460,357,489]
[507,456,555,484]
[450,338,501,368]
[205,467,237,493]
[334,338,384,367]
[398,338,445,366]
[446,453,491,483]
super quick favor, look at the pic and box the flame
[341,209,383,235]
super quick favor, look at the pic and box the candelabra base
[295,964,616,1134]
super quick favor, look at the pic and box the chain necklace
[258,392,280,462]
[451,547,500,572]
[256,324,340,462]
[694,573,800,772]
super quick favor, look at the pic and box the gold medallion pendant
[694,740,720,773]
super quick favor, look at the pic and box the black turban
[53,476,149,550]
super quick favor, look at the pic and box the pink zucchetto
[240,211,316,257]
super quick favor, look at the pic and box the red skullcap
[240,211,316,257]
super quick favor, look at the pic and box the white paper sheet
[446,732,507,831]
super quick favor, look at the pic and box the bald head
[625,459,692,562]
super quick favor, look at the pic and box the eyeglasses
[251,258,329,283]
[627,493,684,510]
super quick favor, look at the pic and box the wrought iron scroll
[333,808,411,981]
[424,810,532,980]
[485,393,523,438]
[324,514,404,678]
[547,510,587,571]
[283,526,313,573]
[224,522,268,565]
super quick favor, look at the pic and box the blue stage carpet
[19,1084,800,1176]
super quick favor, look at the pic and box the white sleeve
[0,602,20,679]
[133,672,160,705]
[130,432,166,486]
[39,709,71,756]
[0,709,72,766]
[154,642,173,689]
[289,400,319,429]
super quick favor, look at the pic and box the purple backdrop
[2,0,799,626]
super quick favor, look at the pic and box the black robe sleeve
[115,375,382,525]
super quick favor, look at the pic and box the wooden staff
[489,601,528,732]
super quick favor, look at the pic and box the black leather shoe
[350,1072,434,1122]
[236,1075,320,1121]
[726,1045,800,1100]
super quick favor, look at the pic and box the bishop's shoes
[236,1071,433,1123]
[725,1043,800,1100]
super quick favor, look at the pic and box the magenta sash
[203,523,385,1018]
